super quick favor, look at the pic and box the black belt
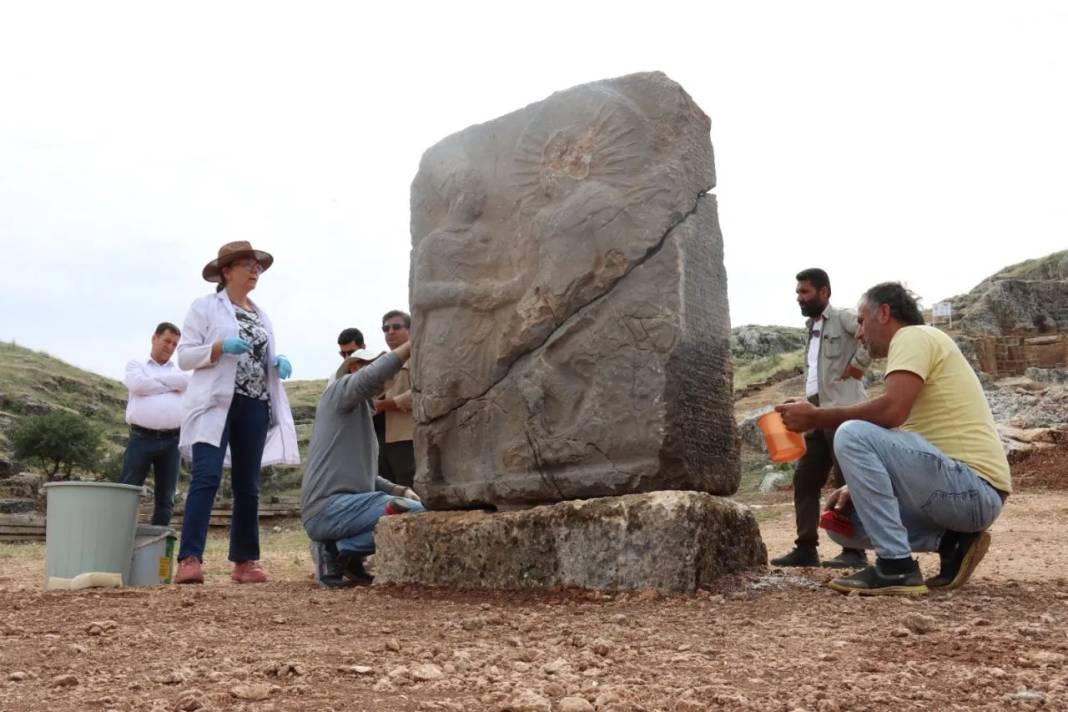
[130,424,180,438]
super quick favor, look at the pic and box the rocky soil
[2,341,1066,711]
[1,448,1065,712]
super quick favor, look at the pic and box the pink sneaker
[231,560,268,584]
[175,557,204,585]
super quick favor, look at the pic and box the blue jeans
[304,492,426,554]
[178,395,269,562]
[119,429,180,526]
[830,420,1004,559]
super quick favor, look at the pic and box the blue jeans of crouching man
[828,420,1004,559]
[120,429,180,526]
[304,492,426,555]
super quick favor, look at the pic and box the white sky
[1,1,1066,381]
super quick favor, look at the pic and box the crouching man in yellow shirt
[777,282,1011,596]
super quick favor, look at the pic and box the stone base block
[373,491,767,593]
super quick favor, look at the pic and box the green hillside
[944,249,1068,314]
[0,342,128,468]
[0,341,324,486]
[2,334,814,482]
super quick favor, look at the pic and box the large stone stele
[373,491,767,593]
[409,71,738,509]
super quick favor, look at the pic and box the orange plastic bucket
[757,411,806,463]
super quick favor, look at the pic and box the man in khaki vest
[771,268,872,569]
[374,310,415,489]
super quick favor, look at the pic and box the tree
[10,411,103,480]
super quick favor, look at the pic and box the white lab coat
[176,291,300,467]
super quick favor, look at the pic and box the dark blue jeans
[119,429,180,526]
[178,395,269,563]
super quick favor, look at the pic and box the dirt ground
[2,474,1067,711]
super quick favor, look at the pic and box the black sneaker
[821,548,868,569]
[828,559,928,596]
[336,550,374,586]
[926,530,991,590]
[310,541,356,589]
[770,547,820,567]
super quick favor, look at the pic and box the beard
[799,298,825,319]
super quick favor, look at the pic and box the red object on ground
[819,509,855,540]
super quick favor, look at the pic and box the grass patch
[749,506,789,524]
[0,541,44,560]
[202,519,309,559]
[997,250,1068,280]
[734,349,805,391]
[283,379,328,417]
[732,445,794,507]
[0,526,308,563]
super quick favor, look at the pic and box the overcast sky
[2,1,1066,381]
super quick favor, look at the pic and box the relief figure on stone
[411,157,525,419]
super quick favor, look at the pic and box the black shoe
[828,559,928,596]
[770,547,820,567]
[336,550,374,585]
[821,548,868,569]
[310,541,356,589]
[926,530,991,590]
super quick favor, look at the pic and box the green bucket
[44,482,142,586]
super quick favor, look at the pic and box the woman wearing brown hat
[174,241,300,584]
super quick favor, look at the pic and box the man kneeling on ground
[301,340,425,588]
[777,282,1011,596]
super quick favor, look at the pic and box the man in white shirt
[120,322,190,526]
[770,269,871,569]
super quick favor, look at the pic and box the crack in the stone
[423,189,710,424]
[585,440,626,478]
[525,429,567,500]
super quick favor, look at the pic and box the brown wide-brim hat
[202,241,274,283]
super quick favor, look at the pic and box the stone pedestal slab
[373,491,766,593]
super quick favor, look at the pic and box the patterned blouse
[233,304,270,402]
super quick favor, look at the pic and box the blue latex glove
[221,337,252,355]
[274,355,292,379]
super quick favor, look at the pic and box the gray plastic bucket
[128,525,177,586]
[44,482,142,585]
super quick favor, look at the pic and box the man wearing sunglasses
[373,310,415,489]
[325,328,366,385]
[337,327,366,359]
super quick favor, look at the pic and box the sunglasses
[381,323,408,333]
[230,259,264,273]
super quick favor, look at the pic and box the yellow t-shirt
[887,326,1012,493]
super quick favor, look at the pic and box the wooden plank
[168,507,301,517]
[0,526,46,535]
[0,513,47,527]
[0,534,45,543]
